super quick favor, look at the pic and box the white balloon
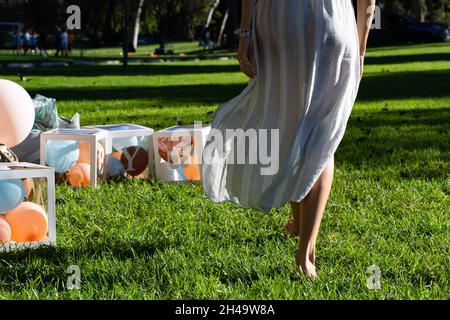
[0,80,35,148]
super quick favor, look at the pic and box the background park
[0,0,449,299]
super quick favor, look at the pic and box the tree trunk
[412,0,426,22]
[217,9,229,47]
[132,0,145,50]
[205,0,221,28]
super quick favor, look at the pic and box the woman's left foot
[284,219,299,237]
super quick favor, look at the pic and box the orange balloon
[67,163,91,187]
[0,216,12,244]
[112,152,122,160]
[5,202,48,243]
[183,155,201,181]
[77,141,91,164]
[77,142,105,176]
[22,178,35,202]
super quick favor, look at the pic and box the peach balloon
[5,202,48,243]
[77,142,105,175]
[112,152,122,160]
[23,178,35,202]
[0,216,12,244]
[0,79,35,148]
[183,155,201,181]
[67,163,91,187]
[77,141,91,164]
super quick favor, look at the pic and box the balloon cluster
[45,140,105,187]
[158,136,201,180]
[108,136,149,178]
[0,169,48,245]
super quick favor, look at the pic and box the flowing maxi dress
[202,0,361,213]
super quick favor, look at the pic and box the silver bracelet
[234,28,252,38]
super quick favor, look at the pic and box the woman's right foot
[296,250,317,280]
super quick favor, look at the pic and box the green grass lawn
[0,43,449,299]
[0,41,235,62]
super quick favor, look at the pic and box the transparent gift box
[153,124,211,182]
[40,128,107,188]
[83,124,154,180]
[0,162,56,252]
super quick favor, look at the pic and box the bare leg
[296,156,335,279]
[284,202,301,237]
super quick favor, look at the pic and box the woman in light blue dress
[202,0,376,278]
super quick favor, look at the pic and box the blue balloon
[112,136,138,152]
[45,140,80,173]
[108,157,125,177]
[0,179,26,213]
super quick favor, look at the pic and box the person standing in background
[22,28,31,55]
[30,30,38,55]
[68,32,75,55]
[60,29,69,57]
[39,27,49,58]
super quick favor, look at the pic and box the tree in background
[131,0,146,50]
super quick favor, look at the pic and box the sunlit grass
[0,43,448,299]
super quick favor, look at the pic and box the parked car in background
[385,13,450,43]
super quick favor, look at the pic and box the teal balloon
[137,136,150,150]
[45,140,79,173]
[108,157,125,177]
[112,136,138,152]
[0,179,26,213]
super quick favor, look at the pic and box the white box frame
[0,162,56,252]
[152,124,211,183]
[40,128,107,188]
[83,124,155,179]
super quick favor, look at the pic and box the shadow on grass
[336,107,449,179]
[25,69,450,103]
[365,53,450,65]
[0,240,168,291]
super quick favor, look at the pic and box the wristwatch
[234,28,253,38]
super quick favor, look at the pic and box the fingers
[238,55,257,79]
[237,38,257,79]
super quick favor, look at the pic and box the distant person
[22,28,31,55]
[68,32,75,54]
[30,30,38,54]
[39,28,49,58]
[12,32,21,54]
[54,28,62,57]
[60,29,69,57]
[200,27,212,51]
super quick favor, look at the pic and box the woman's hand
[237,37,257,79]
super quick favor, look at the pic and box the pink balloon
[0,80,35,148]
[0,216,12,244]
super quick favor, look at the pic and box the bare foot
[296,250,318,280]
[284,219,299,238]
[309,246,316,265]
